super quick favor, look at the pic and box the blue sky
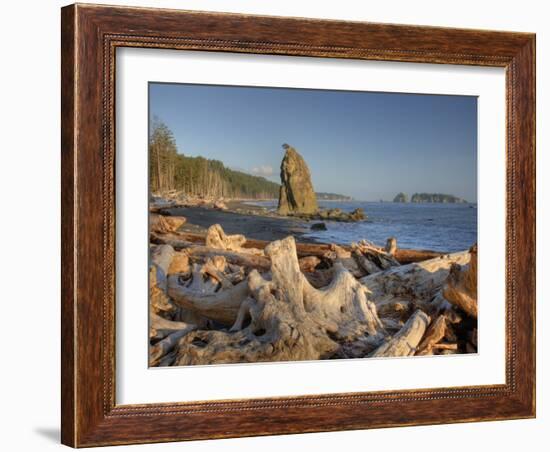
[149,83,477,202]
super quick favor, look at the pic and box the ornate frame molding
[61,4,535,447]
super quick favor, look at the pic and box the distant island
[316,192,352,201]
[411,193,467,203]
[393,192,408,203]
[393,192,467,204]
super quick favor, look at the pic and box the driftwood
[150,244,175,292]
[147,214,478,366]
[167,251,190,276]
[323,244,365,278]
[168,264,250,326]
[385,237,397,256]
[205,224,263,255]
[151,232,271,271]
[155,232,363,279]
[393,248,444,264]
[149,246,178,315]
[150,312,192,340]
[415,315,448,355]
[360,251,471,305]
[172,237,385,365]
[150,231,194,249]
[353,240,400,272]
[370,310,430,357]
[321,240,399,279]
[149,322,197,366]
[442,244,478,318]
[149,269,174,315]
[149,214,186,234]
[155,228,445,263]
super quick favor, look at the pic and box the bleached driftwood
[151,231,271,271]
[323,241,399,278]
[157,229,446,263]
[172,236,385,365]
[150,244,175,292]
[323,244,365,278]
[352,248,382,275]
[168,263,250,326]
[385,237,397,256]
[149,322,197,366]
[206,224,246,251]
[167,251,190,276]
[149,244,185,316]
[150,312,192,341]
[149,218,477,366]
[442,244,478,318]
[149,214,186,234]
[360,251,471,305]
[354,240,400,270]
[206,224,264,255]
[415,315,448,355]
[370,310,430,357]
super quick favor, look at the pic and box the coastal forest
[149,120,280,199]
[149,120,352,201]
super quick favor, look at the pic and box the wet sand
[166,201,319,243]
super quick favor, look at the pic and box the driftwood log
[442,244,478,318]
[360,251,471,305]
[370,310,430,357]
[153,229,445,263]
[149,214,186,234]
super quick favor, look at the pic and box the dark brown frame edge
[61,3,536,447]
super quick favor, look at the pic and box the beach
[166,200,314,243]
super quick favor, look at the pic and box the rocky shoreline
[152,192,370,242]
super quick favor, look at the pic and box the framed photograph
[61,3,535,447]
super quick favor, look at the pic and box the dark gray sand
[166,201,318,243]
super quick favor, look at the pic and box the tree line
[149,119,280,199]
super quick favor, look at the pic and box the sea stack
[278,144,318,215]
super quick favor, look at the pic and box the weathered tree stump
[172,236,385,365]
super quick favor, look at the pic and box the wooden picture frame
[61,3,535,447]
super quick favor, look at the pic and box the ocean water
[248,200,477,252]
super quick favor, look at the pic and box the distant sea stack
[393,192,408,203]
[411,193,467,203]
[278,144,319,215]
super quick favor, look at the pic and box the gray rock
[311,222,327,231]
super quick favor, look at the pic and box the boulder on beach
[278,144,318,216]
[318,207,367,222]
[311,222,327,231]
[349,208,366,221]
